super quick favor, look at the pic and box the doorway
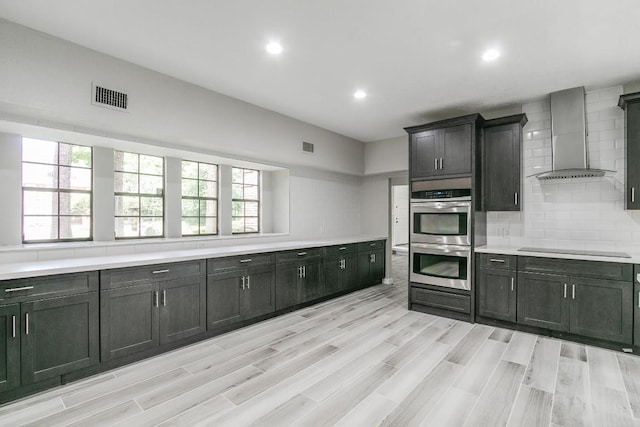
[391,184,409,253]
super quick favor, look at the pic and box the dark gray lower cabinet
[517,272,569,332]
[275,261,322,310]
[477,268,516,322]
[100,283,159,361]
[357,247,384,287]
[323,252,358,295]
[517,271,632,344]
[0,304,20,393]
[635,279,640,346]
[569,277,632,344]
[22,292,99,384]
[207,264,275,330]
[101,276,206,361]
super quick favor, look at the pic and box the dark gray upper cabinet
[406,114,482,180]
[619,92,640,210]
[481,114,527,211]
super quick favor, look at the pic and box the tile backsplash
[487,85,640,253]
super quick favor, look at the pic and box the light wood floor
[2,254,640,426]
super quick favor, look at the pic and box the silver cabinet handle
[154,291,159,307]
[564,283,567,299]
[572,284,576,299]
[638,291,640,308]
[297,252,307,256]
[370,243,376,247]
[370,254,376,263]
[25,312,29,335]
[303,266,306,278]
[12,315,16,338]
[633,187,636,203]
[5,286,34,293]
[511,277,515,291]
[439,158,444,169]
[162,290,167,306]
[240,259,252,263]
[637,273,640,283]
[241,276,245,290]
[514,192,518,206]
[152,269,170,274]
[339,247,346,251]
[297,267,301,279]
[434,158,438,170]
[246,276,250,289]
[489,259,505,264]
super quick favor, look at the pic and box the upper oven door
[410,201,471,245]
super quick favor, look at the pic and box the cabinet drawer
[207,253,274,273]
[410,287,470,314]
[0,271,98,303]
[518,257,632,282]
[358,240,385,251]
[477,253,517,270]
[323,244,357,258]
[101,260,206,290]
[276,248,321,264]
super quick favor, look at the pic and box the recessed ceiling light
[482,48,500,62]
[353,90,367,99]
[265,41,283,55]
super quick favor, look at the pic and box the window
[22,138,92,242]
[114,151,164,238]
[232,167,260,233]
[181,160,218,236]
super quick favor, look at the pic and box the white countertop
[0,236,386,281]
[475,245,640,264]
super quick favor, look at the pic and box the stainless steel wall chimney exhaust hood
[532,86,615,180]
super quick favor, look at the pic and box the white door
[392,185,409,247]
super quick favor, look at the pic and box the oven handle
[410,244,471,257]
[410,202,471,211]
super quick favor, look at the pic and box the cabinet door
[483,124,520,211]
[440,124,472,176]
[635,281,640,346]
[0,304,20,392]
[323,259,342,295]
[301,261,323,303]
[477,268,516,322]
[22,292,99,384]
[357,251,372,287]
[244,265,276,320]
[101,284,159,362]
[342,253,358,291]
[207,270,243,330]
[370,249,385,285]
[569,277,633,344]
[159,276,206,345]
[411,130,439,178]
[517,272,569,332]
[275,264,302,311]
[627,102,640,210]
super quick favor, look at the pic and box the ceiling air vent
[92,83,128,111]
[302,141,314,154]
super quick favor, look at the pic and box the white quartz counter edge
[475,246,640,264]
[0,236,387,281]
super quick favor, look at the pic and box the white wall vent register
[91,83,128,111]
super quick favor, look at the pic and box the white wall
[0,19,364,176]
[487,85,640,252]
[364,136,407,175]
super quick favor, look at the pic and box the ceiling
[1,1,640,142]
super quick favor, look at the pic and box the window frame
[231,167,260,234]
[181,160,219,236]
[21,139,93,244]
[114,151,165,240]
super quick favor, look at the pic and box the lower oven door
[410,243,471,291]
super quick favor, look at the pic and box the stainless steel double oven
[410,179,472,291]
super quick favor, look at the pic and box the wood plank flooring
[2,253,640,426]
